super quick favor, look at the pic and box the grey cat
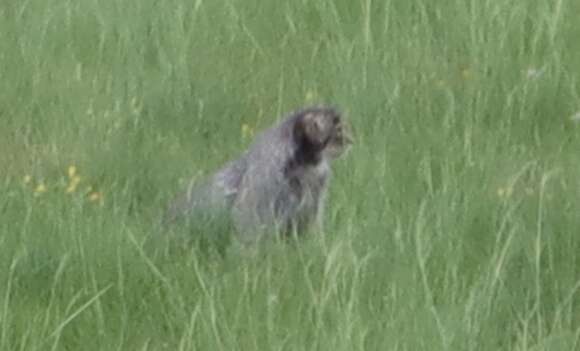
[164,106,353,245]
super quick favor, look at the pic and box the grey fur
[163,157,246,224]
[164,106,352,245]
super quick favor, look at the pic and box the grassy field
[1,0,580,349]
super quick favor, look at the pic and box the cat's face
[301,107,353,160]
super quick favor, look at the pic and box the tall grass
[1,0,580,349]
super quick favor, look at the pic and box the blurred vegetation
[1,0,579,350]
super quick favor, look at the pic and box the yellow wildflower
[67,165,77,178]
[23,175,32,184]
[66,175,81,194]
[88,191,103,204]
[34,183,47,195]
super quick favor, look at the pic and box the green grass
[1,0,580,349]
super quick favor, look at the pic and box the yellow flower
[88,191,103,204]
[66,175,81,194]
[67,165,77,178]
[34,183,47,195]
[241,123,254,139]
[23,175,32,184]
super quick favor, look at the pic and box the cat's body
[164,106,352,245]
